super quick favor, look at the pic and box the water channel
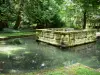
[0,37,100,74]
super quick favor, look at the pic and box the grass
[0,32,35,39]
[2,63,99,75]
[66,63,100,75]
[34,65,100,75]
[76,67,100,75]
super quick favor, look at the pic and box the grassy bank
[0,32,35,40]
[1,63,100,75]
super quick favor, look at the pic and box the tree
[73,0,100,29]
[24,0,64,28]
[0,0,10,31]
[0,0,22,30]
[13,0,24,30]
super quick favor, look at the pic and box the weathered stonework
[36,28,96,47]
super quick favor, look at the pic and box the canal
[0,37,100,74]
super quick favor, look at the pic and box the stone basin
[36,28,96,47]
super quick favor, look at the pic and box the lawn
[0,32,35,39]
[2,63,99,75]
[32,63,100,75]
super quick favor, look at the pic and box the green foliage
[73,0,100,12]
[49,14,65,28]
[73,0,100,29]
[0,0,100,29]
[0,0,9,21]
[24,0,65,28]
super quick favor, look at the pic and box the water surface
[0,37,100,74]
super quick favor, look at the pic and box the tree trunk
[83,10,86,29]
[13,10,21,30]
[13,0,24,30]
[0,20,8,31]
[0,21,3,31]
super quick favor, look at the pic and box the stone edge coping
[36,29,96,33]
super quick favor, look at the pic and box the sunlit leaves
[24,0,60,26]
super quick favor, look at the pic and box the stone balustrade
[36,28,96,47]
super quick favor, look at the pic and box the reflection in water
[0,37,100,74]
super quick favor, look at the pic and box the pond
[0,37,100,74]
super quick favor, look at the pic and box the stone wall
[36,29,96,47]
